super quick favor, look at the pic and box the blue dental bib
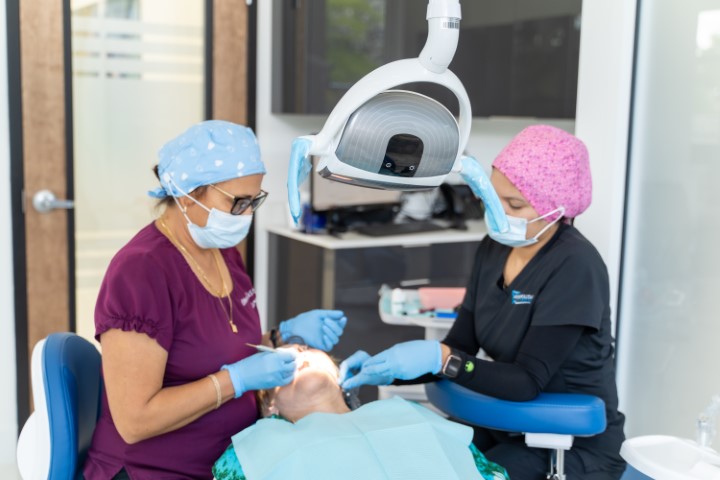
[231,396,481,480]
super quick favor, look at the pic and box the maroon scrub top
[83,222,262,480]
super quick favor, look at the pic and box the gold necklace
[211,249,237,333]
[158,217,238,333]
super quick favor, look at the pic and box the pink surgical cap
[493,125,592,221]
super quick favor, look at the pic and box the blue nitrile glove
[287,137,313,225]
[340,350,394,389]
[222,349,298,399]
[338,350,371,386]
[279,309,347,351]
[341,340,442,390]
[459,155,509,235]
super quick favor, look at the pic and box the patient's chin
[275,370,339,416]
[298,369,336,392]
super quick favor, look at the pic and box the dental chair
[426,380,607,480]
[17,332,102,480]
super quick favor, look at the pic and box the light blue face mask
[486,206,565,248]
[170,181,253,249]
[184,205,253,250]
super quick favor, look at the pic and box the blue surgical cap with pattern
[148,120,266,199]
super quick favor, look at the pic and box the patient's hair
[256,389,273,418]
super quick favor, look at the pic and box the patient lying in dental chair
[212,346,508,480]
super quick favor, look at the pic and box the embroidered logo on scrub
[511,290,534,305]
[241,288,257,309]
[464,361,474,373]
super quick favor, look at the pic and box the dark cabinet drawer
[334,246,423,288]
[334,241,478,289]
[428,242,478,286]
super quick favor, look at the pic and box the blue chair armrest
[425,380,607,436]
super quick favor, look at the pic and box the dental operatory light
[287,0,509,234]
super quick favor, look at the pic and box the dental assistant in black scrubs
[340,125,626,480]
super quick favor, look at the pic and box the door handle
[32,189,75,213]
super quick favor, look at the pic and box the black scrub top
[444,223,626,471]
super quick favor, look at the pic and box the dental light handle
[697,394,720,448]
[420,0,462,73]
[457,155,510,234]
[287,137,313,224]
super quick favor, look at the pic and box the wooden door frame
[7,0,254,431]
[6,0,30,429]
[211,0,254,267]
[6,0,73,429]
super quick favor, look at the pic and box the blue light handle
[459,155,509,234]
[287,137,313,225]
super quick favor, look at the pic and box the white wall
[0,0,19,471]
[253,1,573,326]
[574,0,637,335]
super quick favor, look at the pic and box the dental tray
[418,287,466,310]
[378,288,458,329]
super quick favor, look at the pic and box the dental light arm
[309,0,464,155]
[420,0,462,73]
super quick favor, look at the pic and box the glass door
[13,0,249,427]
[70,0,207,342]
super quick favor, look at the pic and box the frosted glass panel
[619,0,720,444]
[71,0,205,343]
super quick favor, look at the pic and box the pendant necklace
[158,217,238,333]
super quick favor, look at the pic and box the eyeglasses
[210,185,268,215]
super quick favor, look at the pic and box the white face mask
[170,181,253,249]
[486,207,565,248]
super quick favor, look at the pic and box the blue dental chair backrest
[16,333,102,480]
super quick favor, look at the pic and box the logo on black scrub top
[511,290,534,305]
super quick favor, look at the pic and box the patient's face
[272,346,342,417]
[298,347,339,377]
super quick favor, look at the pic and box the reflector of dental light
[318,90,460,190]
